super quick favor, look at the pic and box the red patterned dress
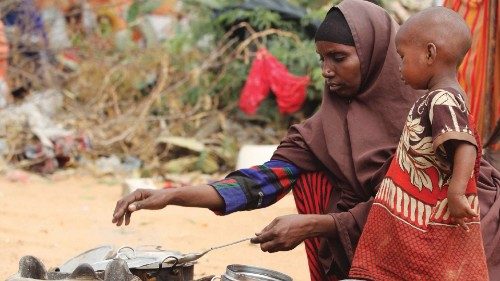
[349,88,489,280]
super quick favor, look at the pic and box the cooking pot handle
[211,277,221,281]
[116,246,136,259]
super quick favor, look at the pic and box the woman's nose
[322,66,334,78]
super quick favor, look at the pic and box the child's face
[395,34,431,90]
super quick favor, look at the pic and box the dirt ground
[0,172,309,280]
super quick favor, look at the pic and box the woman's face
[316,41,362,98]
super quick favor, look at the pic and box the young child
[349,7,489,280]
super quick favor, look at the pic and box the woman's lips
[328,83,342,91]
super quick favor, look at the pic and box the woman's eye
[333,54,346,62]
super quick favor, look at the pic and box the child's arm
[447,140,478,231]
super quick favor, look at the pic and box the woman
[112,1,500,280]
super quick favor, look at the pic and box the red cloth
[350,89,489,280]
[293,172,338,281]
[239,48,309,115]
[443,0,499,142]
[351,205,488,280]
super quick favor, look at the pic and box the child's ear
[426,43,437,65]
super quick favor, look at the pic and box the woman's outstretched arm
[112,185,224,226]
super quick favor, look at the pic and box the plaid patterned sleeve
[209,160,301,215]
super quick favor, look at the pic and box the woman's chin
[331,89,355,99]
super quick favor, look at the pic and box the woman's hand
[112,188,173,226]
[112,185,225,226]
[250,214,336,253]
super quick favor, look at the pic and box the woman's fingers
[113,189,173,226]
[251,216,301,252]
[112,189,151,225]
[112,200,129,225]
[261,240,279,253]
[253,231,282,252]
[129,196,157,212]
[258,234,295,252]
[114,214,124,226]
[251,229,275,244]
[124,210,132,226]
[251,219,279,244]
[252,214,311,252]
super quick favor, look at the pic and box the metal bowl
[221,264,292,281]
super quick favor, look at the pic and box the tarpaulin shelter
[3,0,48,50]
[444,0,499,146]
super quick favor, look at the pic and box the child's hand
[447,193,478,231]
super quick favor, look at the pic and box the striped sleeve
[209,160,301,215]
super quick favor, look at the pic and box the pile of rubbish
[0,0,320,177]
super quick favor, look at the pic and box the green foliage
[216,8,284,31]
[289,0,340,9]
[184,0,238,9]
[210,60,249,105]
[127,0,164,23]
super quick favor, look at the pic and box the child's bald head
[397,7,471,67]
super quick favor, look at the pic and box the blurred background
[0,0,498,280]
[0,0,497,177]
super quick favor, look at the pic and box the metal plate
[58,245,114,273]
[222,264,292,281]
[90,257,158,271]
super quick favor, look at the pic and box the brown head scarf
[272,0,422,277]
[274,0,419,201]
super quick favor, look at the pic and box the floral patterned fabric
[350,88,489,280]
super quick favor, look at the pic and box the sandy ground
[0,172,309,280]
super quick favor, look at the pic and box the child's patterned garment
[349,88,489,280]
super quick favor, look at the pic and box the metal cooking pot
[220,264,292,281]
[130,255,194,281]
[89,246,195,281]
[59,245,195,281]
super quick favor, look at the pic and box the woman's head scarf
[274,0,420,197]
[314,8,355,46]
